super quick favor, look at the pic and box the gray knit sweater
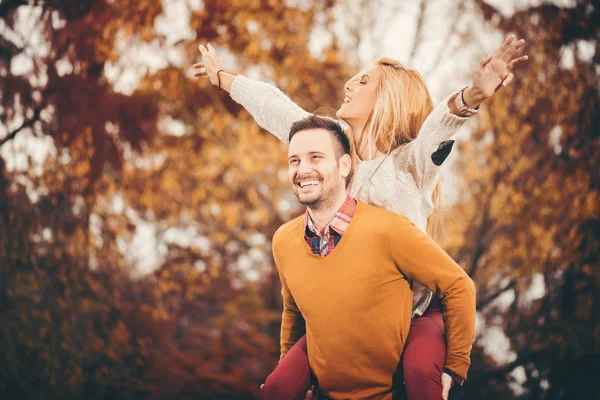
[230,75,468,317]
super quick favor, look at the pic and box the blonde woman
[194,35,527,400]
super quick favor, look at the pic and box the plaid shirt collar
[304,195,356,256]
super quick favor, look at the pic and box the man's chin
[295,193,321,207]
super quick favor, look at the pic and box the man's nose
[297,160,313,175]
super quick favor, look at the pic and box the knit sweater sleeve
[387,214,476,380]
[396,92,469,194]
[272,236,306,360]
[230,75,311,144]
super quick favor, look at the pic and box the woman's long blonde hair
[361,58,444,240]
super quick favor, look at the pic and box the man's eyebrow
[288,151,325,160]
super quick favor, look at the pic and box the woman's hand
[194,43,235,92]
[464,35,529,108]
[194,43,221,85]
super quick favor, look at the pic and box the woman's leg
[263,334,312,400]
[402,299,446,400]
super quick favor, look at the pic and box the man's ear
[339,153,352,179]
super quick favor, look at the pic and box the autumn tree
[444,1,600,398]
[2,0,597,399]
[1,0,355,398]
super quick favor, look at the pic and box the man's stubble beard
[296,180,343,211]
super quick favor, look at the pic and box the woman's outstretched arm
[194,43,310,144]
[401,35,529,194]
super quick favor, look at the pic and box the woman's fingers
[502,38,526,62]
[507,55,529,70]
[196,44,219,82]
[207,43,217,55]
[193,64,207,77]
[502,72,514,87]
[480,54,493,68]
[492,35,515,59]
[513,38,525,51]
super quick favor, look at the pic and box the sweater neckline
[356,144,403,165]
[296,200,363,260]
[357,155,385,165]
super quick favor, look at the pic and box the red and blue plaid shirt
[304,195,357,257]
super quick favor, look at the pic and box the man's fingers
[442,382,451,400]
[442,384,450,400]
[199,44,207,54]
[192,63,204,68]
[193,71,207,77]
[207,43,216,55]
[507,55,529,70]
[304,385,315,400]
[441,372,453,400]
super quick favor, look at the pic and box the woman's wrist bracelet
[455,87,479,117]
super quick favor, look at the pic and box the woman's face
[336,64,383,144]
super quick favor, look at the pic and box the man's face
[288,128,345,208]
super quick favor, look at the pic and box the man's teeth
[344,96,351,103]
[299,180,320,188]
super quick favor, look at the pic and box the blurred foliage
[446,1,600,399]
[0,0,598,399]
[1,0,351,398]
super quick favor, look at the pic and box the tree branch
[476,280,516,310]
[467,349,547,384]
[420,1,466,78]
[408,0,428,63]
[0,107,42,148]
[467,200,491,280]
[472,0,505,24]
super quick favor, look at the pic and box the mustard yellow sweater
[272,201,476,399]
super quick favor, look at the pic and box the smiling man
[271,115,476,399]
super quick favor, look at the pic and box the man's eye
[289,159,298,165]
[312,155,321,159]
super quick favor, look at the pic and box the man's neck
[307,190,349,235]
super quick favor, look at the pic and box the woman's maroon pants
[263,300,446,400]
